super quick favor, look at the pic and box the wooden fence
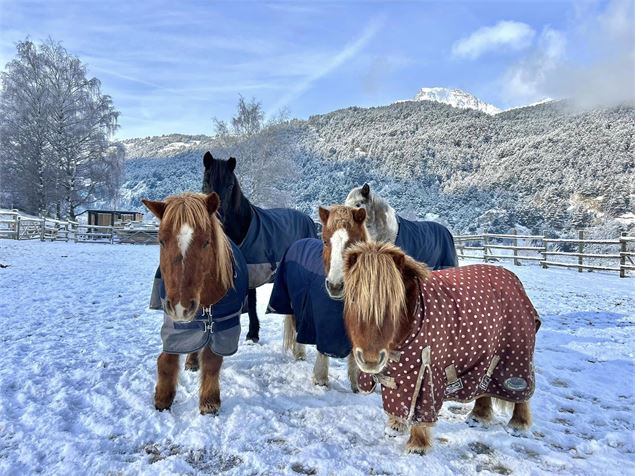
[455,230,635,278]
[0,210,157,244]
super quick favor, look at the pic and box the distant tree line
[0,39,122,219]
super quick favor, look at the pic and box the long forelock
[325,206,369,239]
[162,193,233,290]
[343,242,407,330]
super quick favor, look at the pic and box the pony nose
[355,348,366,365]
[325,279,344,295]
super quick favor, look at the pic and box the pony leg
[155,352,180,411]
[312,352,329,387]
[184,352,199,371]
[347,353,360,393]
[385,415,406,437]
[199,347,223,415]
[283,314,306,360]
[406,424,433,454]
[467,396,493,425]
[508,401,532,431]
[245,288,260,343]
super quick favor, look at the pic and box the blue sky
[0,0,632,139]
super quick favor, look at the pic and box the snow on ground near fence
[0,241,633,475]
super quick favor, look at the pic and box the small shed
[82,209,144,227]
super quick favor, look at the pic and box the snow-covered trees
[0,39,121,219]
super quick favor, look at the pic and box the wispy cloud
[452,20,535,60]
[267,16,385,114]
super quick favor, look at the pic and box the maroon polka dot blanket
[358,264,540,424]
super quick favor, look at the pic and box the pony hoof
[312,377,329,387]
[184,363,199,372]
[406,443,430,455]
[154,401,172,412]
[200,402,220,415]
[384,426,403,438]
[506,423,531,437]
[245,335,260,344]
[466,413,492,427]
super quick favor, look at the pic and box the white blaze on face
[328,228,349,287]
[177,223,194,259]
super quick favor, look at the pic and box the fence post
[620,232,627,278]
[15,215,21,240]
[541,230,548,268]
[513,228,519,266]
[40,219,45,241]
[483,232,489,263]
[578,230,584,273]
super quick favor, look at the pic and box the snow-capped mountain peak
[412,87,501,115]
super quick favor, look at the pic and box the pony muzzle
[325,278,344,300]
[354,347,388,374]
[165,298,199,322]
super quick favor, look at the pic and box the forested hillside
[121,100,634,236]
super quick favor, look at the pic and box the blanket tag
[444,364,463,395]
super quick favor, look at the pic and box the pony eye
[356,202,361,207]
[159,240,165,247]
[203,240,210,248]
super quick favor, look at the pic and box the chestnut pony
[342,241,536,453]
[143,192,234,414]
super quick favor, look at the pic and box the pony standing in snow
[143,193,248,414]
[202,152,317,343]
[342,241,540,454]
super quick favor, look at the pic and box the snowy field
[0,240,634,476]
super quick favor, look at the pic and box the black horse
[202,152,317,342]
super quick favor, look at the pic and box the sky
[0,0,633,139]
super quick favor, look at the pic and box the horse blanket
[240,205,317,289]
[148,240,248,357]
[395,216,457,270]
[358,264,540,424]
[266,238,350,358]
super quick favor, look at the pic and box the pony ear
[206,192,220,215]
[391,250,406,272]
[203,151,213,168]
[142,199,166,220]
[345,249,361,270]
[318,206,330,225]
[227,157,236,172]
[361,183,370,198]
[352,207,366,224]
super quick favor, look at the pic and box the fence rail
[456,229,634,278]
[0,210,157,245]
[2,209,633,278]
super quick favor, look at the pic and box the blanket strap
[479,355,501,391]
[407,346,432,422]
[373,373,398,390]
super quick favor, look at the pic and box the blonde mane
[343,241,429,329]
[162,192,233,290]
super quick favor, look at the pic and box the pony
[340,183,457,289]
[142,192,248,415]
[267,237,360,391]
[202,152,317,343]
[342,241,540,454]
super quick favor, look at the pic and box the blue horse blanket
[149,240,248,357]
[267,238,350,358]
[395,216,458,269]
[240,205,317,288]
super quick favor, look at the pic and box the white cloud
[452,20,535,60]
[502,28,566,104]
[501,0,634,108]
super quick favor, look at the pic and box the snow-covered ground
[0,240,634,475]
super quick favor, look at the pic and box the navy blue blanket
[240,205,317,288]
[266,238,350,358]
[150,240,248,356]
[395,216,458,269]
